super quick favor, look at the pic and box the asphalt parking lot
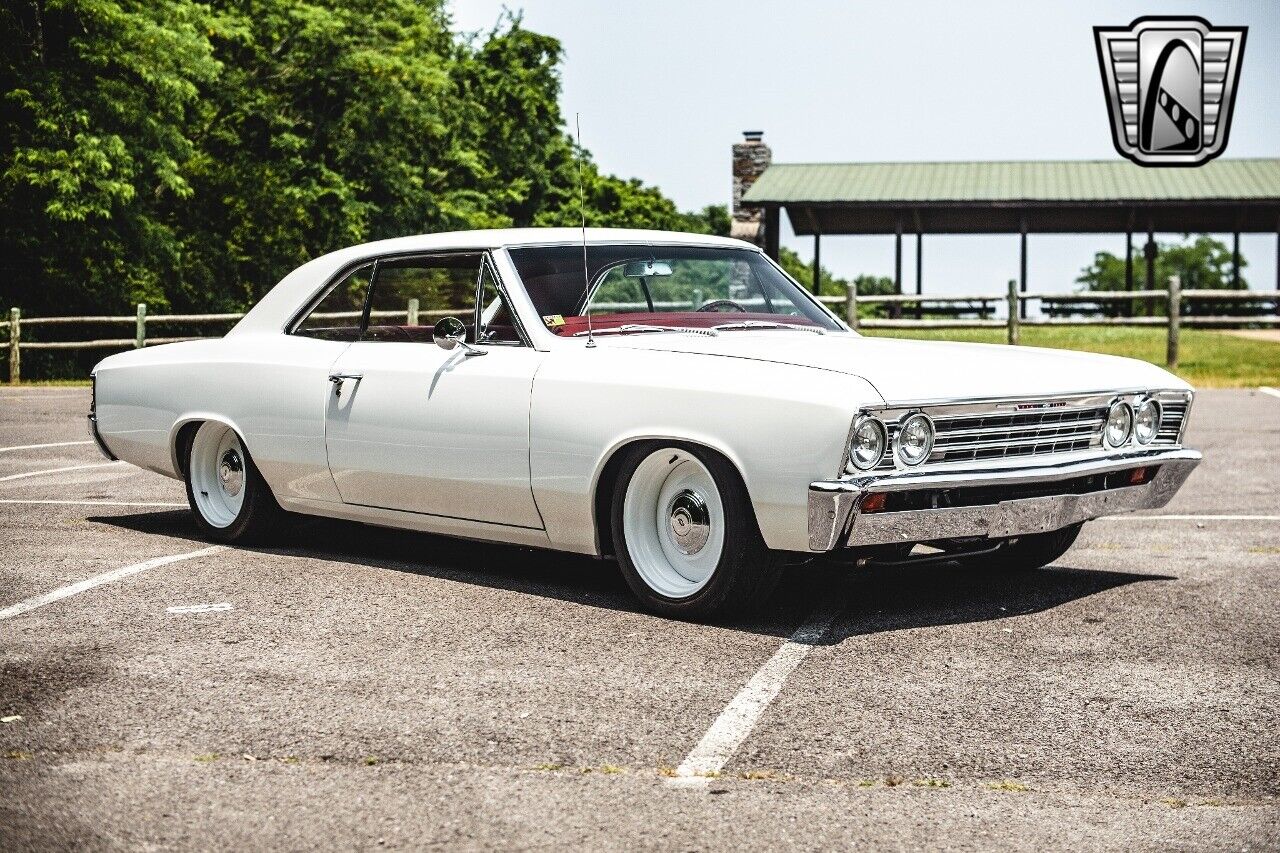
[1,387,1277,850]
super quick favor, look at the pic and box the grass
[9,329,1275,388]
[865,327,1280,388]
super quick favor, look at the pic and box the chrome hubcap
[667,489,710,555]
[218,449,243,497]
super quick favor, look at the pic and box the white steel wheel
[621,449,726,599]
[188,422,248,528]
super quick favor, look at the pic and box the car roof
[342,227,754,253]
[230,228,759,336]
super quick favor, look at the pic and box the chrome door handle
[328,372,363,396]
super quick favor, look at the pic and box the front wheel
[610,444,783,620]
[184,422,283,544]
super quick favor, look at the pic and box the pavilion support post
[1019,217,1028,320]
[1006,279,1019,346]
[764,206,780,261]
[1231,231,1240,288]
[894,224,902,294]
[812,233,821,295]
[915,232,923,321]
[1124,230,1133,318]
[1145,222,1156,294]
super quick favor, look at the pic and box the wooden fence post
[845,281,858,330]
[135,303,146,348]
[1006,279,1019,346]
[8,307,19,384]
[407,297,420,326]
[1166,274,1181,369]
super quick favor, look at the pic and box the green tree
[0,1,728,322]
[1076,235,1248,317]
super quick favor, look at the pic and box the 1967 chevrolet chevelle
[90,228,1200,618]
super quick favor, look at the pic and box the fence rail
[6,278,1280,381]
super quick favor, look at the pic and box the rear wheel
[610,443,782,620]
[961,523,1084,571]
[184,422,283,544]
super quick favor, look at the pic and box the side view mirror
[433,316,486,357]
[433,316,466,350]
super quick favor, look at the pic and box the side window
[477,261,524,345]
[293,264,373,341]
[364,254,481,343]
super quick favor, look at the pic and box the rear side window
[293,264,373,341]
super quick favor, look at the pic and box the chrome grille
[1157,400,1189,443]
[852,390,1192,474]
[929,406,1107,463]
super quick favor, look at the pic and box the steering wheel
[696,299,748,313]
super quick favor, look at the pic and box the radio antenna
[575,113,596,348]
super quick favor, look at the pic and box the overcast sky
[450,1,1280,295]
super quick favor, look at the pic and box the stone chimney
[731,130,771,247]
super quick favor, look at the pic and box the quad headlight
[1103,400,1134,448]
[1134,397,1161,445]
[896,413,934,466]
[848,416,887,471]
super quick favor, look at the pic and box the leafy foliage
[1076,235,1246,292]
[1075,235,1252,317]
[0,2,725,316]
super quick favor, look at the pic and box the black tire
[610,442,784,620]
[183,422,285,545]
[961,522,1084,572]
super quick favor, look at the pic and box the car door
[324,252,545,529]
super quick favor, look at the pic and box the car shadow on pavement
[90,510,1174,642]
[821,560,1175,644]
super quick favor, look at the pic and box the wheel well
[592,438,753,559]
[173,421,203,479]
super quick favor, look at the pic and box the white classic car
[90,228,1200,618]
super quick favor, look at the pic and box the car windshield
[505,244,842,336]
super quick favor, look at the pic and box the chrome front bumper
[807,448,1201,552]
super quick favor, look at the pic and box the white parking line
[1099,514,1280,522]
[0,499,186,508]
[0,546,225,621]
[167,602,232,614]
[668,604,842,788]
[0,461,124,483]
[0,440,93,454]
[1259,386,1280,400]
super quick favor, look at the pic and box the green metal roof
[742,159,1280,205]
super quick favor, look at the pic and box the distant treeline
[0,1,726,317]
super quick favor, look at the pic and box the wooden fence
[4,276,1279,382]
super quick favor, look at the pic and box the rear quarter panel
[530,347,884,554]
[93,334,348,502]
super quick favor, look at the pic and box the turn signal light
[861,492,888,513]
[1128,466,1153,485]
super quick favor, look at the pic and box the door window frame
[287,250,532,348]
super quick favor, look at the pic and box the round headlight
[1134,398,1160,445]
[1104,401,1134,448]
[896,413,934,466]
[849,417,886,470]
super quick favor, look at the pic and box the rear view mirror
[623,260,673,278]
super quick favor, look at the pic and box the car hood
[599,331,1188,402]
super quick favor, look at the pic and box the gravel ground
[0,387,1277,850]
